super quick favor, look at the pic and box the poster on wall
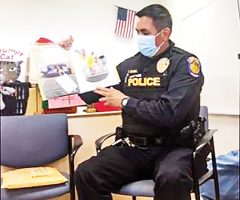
[0,48,27,83]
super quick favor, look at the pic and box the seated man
[61,4,204,200]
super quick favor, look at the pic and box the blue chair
[1,113,83,200]
[95,106,220,200]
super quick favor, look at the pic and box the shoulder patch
[187,57,201,77]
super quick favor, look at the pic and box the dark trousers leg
[153,147,193,200]
[74,146,154,200]
[75,166,112,200]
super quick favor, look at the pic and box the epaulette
[172,47,189,55]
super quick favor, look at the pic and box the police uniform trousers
[74,145,193,200]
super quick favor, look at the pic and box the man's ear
[156,27,171,45]
[161,27,171,41]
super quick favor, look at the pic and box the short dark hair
[136,4,172,31]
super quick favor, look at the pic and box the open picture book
[30,43,120,100]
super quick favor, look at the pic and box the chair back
[1,114,69,168]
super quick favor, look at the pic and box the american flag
[115,7,136,39]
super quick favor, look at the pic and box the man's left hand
[94,87,127,108]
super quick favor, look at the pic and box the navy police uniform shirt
[116,40,204,139]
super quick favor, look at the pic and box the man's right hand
[58,35,74,50]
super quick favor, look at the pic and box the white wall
[210,114,239,155]
[158,0,240,115]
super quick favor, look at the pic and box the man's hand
[58,35,74,50]
[94,87,128,108]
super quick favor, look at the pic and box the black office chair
[95,106,221,200]
[1,113,83,200]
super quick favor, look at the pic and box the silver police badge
[156,58,170,73]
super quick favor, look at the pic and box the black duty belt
[128,136,167,148]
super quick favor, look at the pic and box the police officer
[65,4,204,200]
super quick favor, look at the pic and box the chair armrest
[95,132,116,153]
[193,129,217,166]
[195,129,217,152]
[68,135,83,157]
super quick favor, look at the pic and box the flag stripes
[115,7,136,39]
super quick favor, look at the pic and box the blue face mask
[137,32,164,57]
